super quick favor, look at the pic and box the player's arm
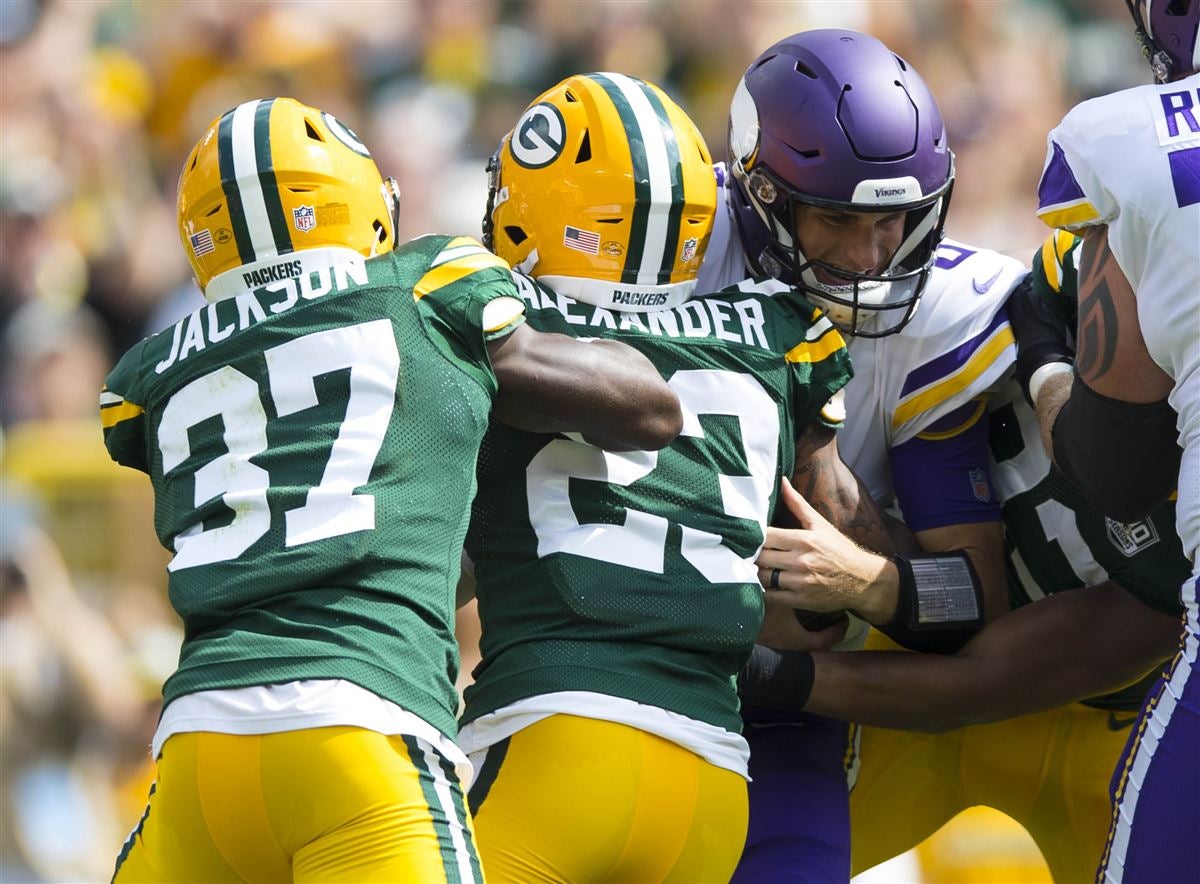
[758,478,993,652]
[801,581,1176,732]
[487,321,682,452]
[1043,226,1179,521]
[760,401,1003,649]
[787,421,910,556]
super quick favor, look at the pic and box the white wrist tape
[1029,361,1073,406]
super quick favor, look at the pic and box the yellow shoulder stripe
[1037,200,1101,230]
[414,252,509,301]
[1053,228,1077,263]
[1039,229,1079,293]
[786,327,845,364]
[100,400,145,429]
[892,326,1015,430]
[915,397,987,441]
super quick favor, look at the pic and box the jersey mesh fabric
[102,236,517,739]
[463,277,852,734]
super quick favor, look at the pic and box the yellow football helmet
[484,73,717,311]
[177,97,399,300]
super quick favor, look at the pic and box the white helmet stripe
[230,101,279,260]
[601,72,674,286]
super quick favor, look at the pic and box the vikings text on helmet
[727,30,955,337]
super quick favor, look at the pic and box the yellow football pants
[468,713,748,883]
[113,726,481,883]
[851,702,1133,883]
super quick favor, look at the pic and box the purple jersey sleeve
[890,400,1001,531]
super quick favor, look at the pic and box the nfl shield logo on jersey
[293,205,316,233]
[968,467,992,502]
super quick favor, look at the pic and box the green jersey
[985,232,1186,711]
[462,275,853,735]
[100,236,521,739]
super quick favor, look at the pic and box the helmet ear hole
[372,219,387,243]
[305,120,324,141]
[505,226,528,246]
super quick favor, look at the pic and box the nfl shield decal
[681,237,698,262]
[968,467,992,502]
[293,205,317,233]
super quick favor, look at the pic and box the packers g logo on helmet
[485,73,717,312]
[177,97,399,299]
[510,103,567,169]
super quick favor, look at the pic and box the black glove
[1006,272,1075,405]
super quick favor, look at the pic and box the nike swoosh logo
[973,268,1002,294]
[1107,711,1139,731]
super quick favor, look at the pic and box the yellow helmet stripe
[590,73,684,287]
[217,99,293,265]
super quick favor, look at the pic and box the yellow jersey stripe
[100,400,145,429]
[414,252,509,301]
[892,326,1015,430]
[785,326,846,364]
[1053,229,1077,263]
[1040,236,1063,293]
[915,397,988,441]
[1037,200,1101,230]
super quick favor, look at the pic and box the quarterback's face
[793,206,905,283]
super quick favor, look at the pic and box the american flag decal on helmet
[563,225,600,255]
[189,229,215,257]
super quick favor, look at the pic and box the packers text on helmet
[177,97,400,301]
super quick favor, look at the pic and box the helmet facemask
[726,31,957,338]
[735,159,954,338]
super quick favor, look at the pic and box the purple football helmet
[1127,0,1200,82]
[727,30,954,337]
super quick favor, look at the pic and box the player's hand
[757,478,894,618]
[758,592,848,650]
[1006,272,1075,405]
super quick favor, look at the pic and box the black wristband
[738,645,815,723]
[876,553,983,654]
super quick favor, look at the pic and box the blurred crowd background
[0,1,1149,880]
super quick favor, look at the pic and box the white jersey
[1037,74,1200,565]
[699,172,1024,506]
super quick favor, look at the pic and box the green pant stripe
[637,82,684,284]
[403,734,470,884]
[217,109,256,265]
[436,748,483,882]
[588,74,650,285]
[466,735,509,815]
[252,99,294,256]
[111,781,155,883]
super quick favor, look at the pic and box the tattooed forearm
[789,424,916,555]
[1075,226,1121,383]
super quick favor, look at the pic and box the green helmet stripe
[253,99,294,256]
[217,108,255,265]
[637,81,685,284]
[588,74,650,285]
